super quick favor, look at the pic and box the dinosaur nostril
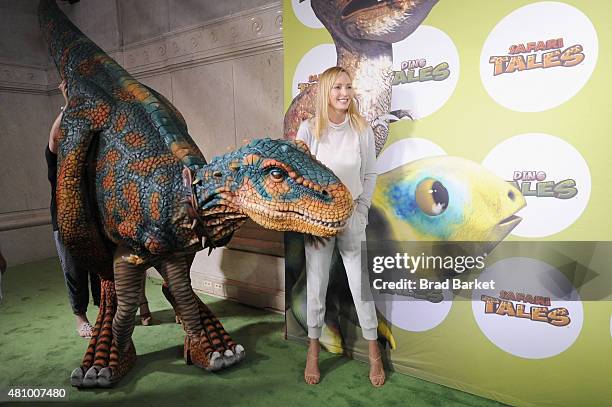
[508,190,515,201]
[322,190,329,197]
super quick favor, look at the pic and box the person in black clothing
[46,80,101,337]
[47,81,153,336]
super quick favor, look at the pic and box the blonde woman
[297,66,384,387]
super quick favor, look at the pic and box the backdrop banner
[283,1,612,406]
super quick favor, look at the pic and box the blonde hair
[313,66,367,139]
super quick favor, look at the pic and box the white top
[314,117,363,200]
[296,117,377,220]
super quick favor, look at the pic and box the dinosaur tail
[38,0,107,81]
[38,0,207,168]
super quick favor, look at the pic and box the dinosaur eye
[415,178,449,216]
[269,168,285,182]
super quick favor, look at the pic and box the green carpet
[0,258,506,406]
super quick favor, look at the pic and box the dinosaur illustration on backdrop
[284,0,439,153]
[283,0,442,352]
[39,0,352,387]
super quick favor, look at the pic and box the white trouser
[305,210,378,341]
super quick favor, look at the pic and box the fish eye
[269,168,285,182]
[415,178,449,216]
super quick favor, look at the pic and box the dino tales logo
[480,290,571,327]
[509,171,577,199]
[392,58,450,85]
[489,38,585,76]
[390,25,460,119]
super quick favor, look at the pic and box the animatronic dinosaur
[288,156,526,352]
[284,0,439,153]
[39,0,352,387]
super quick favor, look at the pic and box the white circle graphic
[376,138,446,175]
[482,133,591,238]
[480,2,598,112]
[391,25,460,119]
[292,44,336,98]
[291,0,324,29]
[472,257,583,359]
[376,290,453,332]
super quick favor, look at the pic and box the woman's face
[328,72,353,113]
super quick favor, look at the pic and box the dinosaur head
[306,0,439,44]
[372,156,526,243]
[191,138,354,242]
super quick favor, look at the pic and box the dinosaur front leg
[157,253,227,371]
[160,254,245,368]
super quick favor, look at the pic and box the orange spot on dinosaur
[150,192,161,221]
[117,182,142,240]
[114,113,128,133]
[77,58,99,76]
[131,86,151,102]
[114,89,136,102]
[124,132,146,148]
[102,169,115,191]
[56,150,86,243]
[75,102,111,129]
[242,154,261,166]
[128,154,177,176]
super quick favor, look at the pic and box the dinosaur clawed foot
[198,301,245,369]
[71,365,113,388]
[184,331,245,371]
[71,339,136,388]
[184,331,224,371]
[162,283,246,371]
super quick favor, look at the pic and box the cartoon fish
[371,155,525,242]
[288,155,526,352]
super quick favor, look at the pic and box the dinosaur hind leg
[71,248,143,388]
[71,278,115,387]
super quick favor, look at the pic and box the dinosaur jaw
[341,0,394,19]
[341,0,439,43]
[245,208,349,238]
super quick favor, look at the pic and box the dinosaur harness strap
[181,167,217,251]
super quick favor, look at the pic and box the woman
[47,81,152,337]
[296,66,384,387]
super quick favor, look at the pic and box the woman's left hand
[354,204,368,231]
[305,234,330,249]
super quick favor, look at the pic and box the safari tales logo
[488,37,585,76]
[480,290,571,327]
